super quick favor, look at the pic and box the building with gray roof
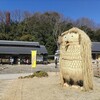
[92,42,100,53]
[92,42,100,60]
[0,40,48,64]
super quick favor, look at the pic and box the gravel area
[0,63,59,74]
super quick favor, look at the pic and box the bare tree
[23,11,33,19]
[11,9,23,22]
[75,17,95,30]
[53,16,73,49]
[53,19,62,48]
[0,11,6,23]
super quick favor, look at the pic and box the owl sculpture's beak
[66,41,70,46]
[66,41,69,44]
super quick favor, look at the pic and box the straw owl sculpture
[58,27,93,91]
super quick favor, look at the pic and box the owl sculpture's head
[62,31,79,44]
[58,30,80,46]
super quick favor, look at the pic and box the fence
[92,60,100,77]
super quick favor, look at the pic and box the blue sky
[0,0,100,24]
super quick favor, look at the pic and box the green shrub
[34,71,48,77]
[18,71,48,79]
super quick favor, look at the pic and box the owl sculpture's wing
[80,32,93,91]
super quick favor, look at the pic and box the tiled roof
[0,40,48,55]
[92,42,100,52]
[0,40,39,47]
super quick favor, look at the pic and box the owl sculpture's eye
[67,32,79,42]
[63,34,68,42]
[64,36,67,38]
[71,35,73,37]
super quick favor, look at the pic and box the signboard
[31,51,37,68]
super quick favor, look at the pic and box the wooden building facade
[0,40,48,64]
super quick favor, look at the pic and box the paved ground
[0,73,33,80]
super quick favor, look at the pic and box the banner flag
[31,51,37,68]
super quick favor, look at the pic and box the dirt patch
[0,80,14,100]
[1,72,100,100]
